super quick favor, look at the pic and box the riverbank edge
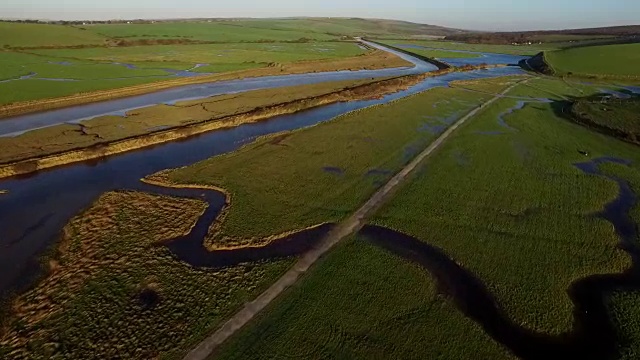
[364,39,453,70]
[0,73,441,179]
[142,173,332,251]
[0,48,409,119]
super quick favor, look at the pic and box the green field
[0,22,106,48]
[0,41,370,105]
[571,97,640,144]
[88,22,336,42]
[30,42,366,70]
[165,77,522,249]
[379,42,480,59]
[205,76,640,360]
[0,191,293,359]
[0,77,396,163]
[610,291,640,360]
[2,19,422,105]
[372,78,640,335]
[223,18,455,38]
[214,237,513,359]
[545,43,640,78]
[379,39,557,56]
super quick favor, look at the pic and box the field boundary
[181,78,529,360]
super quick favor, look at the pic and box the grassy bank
[609,291,640,360]
[214,237,514,359]
[0,191,293,359]
[571,97,640,145]
[0,74,435,178]
[376,39,556,56]
[544,43,640,78]
[371,78,640,335]
[163,76,523,249]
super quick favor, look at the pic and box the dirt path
[183,79,528,360]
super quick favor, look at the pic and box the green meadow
[0,22,106,48]
[165,77,521,248]
[207,76,640,360]
[214,237,514,360]
[379,39,556,56]
[545,43,640,78]
[372,78,640,335]
[0,191,293,359]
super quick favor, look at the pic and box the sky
[1,0,639,31]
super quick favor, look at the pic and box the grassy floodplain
[29,42,366,71]
[214,237,514,360]
[378,43,480,59]
[609,291,640,360]
[87,22,337,42]
[371,77,640,335]
[209,77,640,360]
[571,97,640,145]
[0,191,293,359]
[0,19,433,107]
[544,43,640,78]
[163,76,522,248]
[0,41,376,106]
[378,39,557,56]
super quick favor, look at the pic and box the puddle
[322,166,345,176]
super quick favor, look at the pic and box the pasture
[610,292,640,360]
[379,39,556,56]
[0,77,397,164]
[372,78,640,335]
[214,237,514,359]
[165,77,522,249]
[571,97,640,145]
[544,43,640,78]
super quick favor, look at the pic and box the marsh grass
[0,191,292,359]
[213,237,514,360]
[609,290,640,360]
[165,78,521,249]
[379,39,556,56]
[545,43,640,78]
[0,76,410,164]
[0,46,407,107]
[372,79,640,334]
[572,97,640,145]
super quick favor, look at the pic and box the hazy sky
[2,0,639,31]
